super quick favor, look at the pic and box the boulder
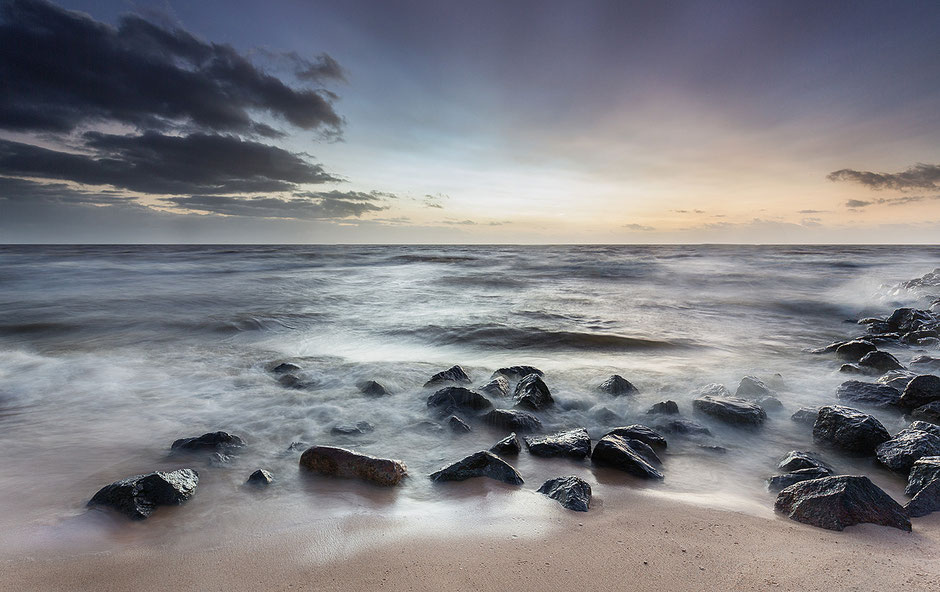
[735,376,774,398]
[171,431,245,453]
[426,386,493,413]
[836,381,901,408]
[906,456,940,496]
[88,469,199,520]
[246,469,273,486]
[358,380,390,397]
[791,407,820,426]
[757,395,784,411]
[479,375,510,398]
[537,476,592,512]
[905,479,940,518]
[898,375,940,409]
[590,406,622,424]
[492,366,543,380]
[604,425,668,450]
[812,405,890,454]
[911,356,940,372]
[429,451,524,485]
[621,437,662,466]
[694,383,733,398]
[299,446,407,486]
[653,418,712,436]
[424,365,471,388]
[646,400,679,415]
[512,374,554,410]
[525,428,591,459]
[271,362,300,374]
[774,475,911,532]
[858,351,904,373]
[778,450,832,473]
[911,420,940,437]
[768,467,833,492]
[692,394,766,426]
[596,374,638,396]
[591,434,664,479]
[875,426,940,473]
[330,421,375,436]
[879,370,917,391]
[901,329,940,345]
[447,415,472,434]
[481,408,543,432]
[887,307,933,333]
[911,401,940,425]
[490,432,522,456]
[835,340,877,362]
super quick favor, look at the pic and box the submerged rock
[774,475,911,531]
[812,405,890,454]
[492,366,544,380]
[875,426,940,474]
[481,408,543,432]
[171,431,245,454]
[906,479,940,518]
[911,356,940,372]
[429,451,523,485]
[490,432,522,456]
[330,421,375,436]
[692,394,766,426]
[791,407,820,426]
[424,365,471,388]
[525,428,591,459]
[911,401,940,425]
[836,380,901,408]
[906,456,940,496]
[646,400,679,415]
[596,374,638,396]
[735,376,774,398]
[271,362,301,374]
[835,340,877,362]
[768,467,833,492]
[778,450,832,473]
[479,375,510,398]
[590,406,622,425]
[605,425,668,450]
[898,375,940,409]
[512,373,554,411]
[447,415,472,434]
[88,469,199,520]
[246,469,274,486]
[358,380,390,397]
[537,476,592,512]
[858,351,904,374]
[299,446,407,486]
[591,434,664,479]
[653,418,712,437]
[426,386,493,413]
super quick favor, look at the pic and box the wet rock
[757,395,783,411]
[839,364,867,375]
[88,469,199,520]
[171,431,245,454]
[621,438,663,466]
[653,418,712,437]
[778,450,833,473]
[810,340,846,354]
[358,380,390,397]
[887,307,933,333]
[512,374,555,411]
[271,362,300,374]
[330,421,375,436]
[525,428,591,459]
[905,478,940,518]
[836,380,901,408]
[812,406,890,454]
[858,351,904,373]
[424,365,471,388]
[426,386,493,413]
[768,467,833,492]
[901,329,940,345]
[835,340,877,362]
[590,406,621,425]
[736,376,774,398]
[537,476,592,512]
[878,370,917,391]
[596,374,638,396]
[911,401,940,425]
[492,366,544,380]
[791,407,820,426]
[911,420,940,437]
[905,456,940,496]
[646,400,679,415]
[876,425,940,474]
[299,446,407,486]
[898,375,940,409]
[605,425,668,450]
[911,356,940,372]
[277,374,307,389]
[448,415,472,434]
[591,434,664,479]
[692,394,766,426]
[481,408,543,432]
[429,451,524,485]
[479,375,510,398]
[246,469,273,486]
[774,475,911,532]
[694,383,733,398]
[490,432,521,456]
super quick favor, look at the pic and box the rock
[902,329,940,345]
[757,395,783,411]
[911,356,940,372]
[911,420,940,437]
[512,373,554,410]
[590,406,621,424]
[481,408,543,432]
[492,366,543,379]
[653,418,712,436]
[810,340,846,354]
[171,431,245,453]
[299,446,407,486]
[836,381,901,408]
[621,438,663,466]
[604,425,668,450]
[591,434,664,479]
[692,394,766,426]
[694,383,733,398]
[490,433,522,456]
[447,415,472,434]
[898,375,940,409]
[286,441,309,452]
[887,307,933,333]
[277,374,306,389]
[525,428,591,459]
[839,364,867,375]
[905,456,940,496]
[768,467,833,492]
[537,476,592,512]
[778,450,833,473]
[858,351,904,373]
[88,469,199,520]
[358,380,390,397]
[271,362,300,374]
[774,475,911,532]
[905,478,940,518]
[812,405,890,454]
[246,469,273,486]
[429,451,524,485]
[596,374,638,396]
[426,386,493,413]
[876,426,940,473]
[479,375,510,397]
[835,340,877,362]
[424,365,471,388]
[911,401,940,424]
[878,370,917,391]
[736,376,774,398]
[791,407,820,426]
[330,421,375,436]
[646,400,679,415]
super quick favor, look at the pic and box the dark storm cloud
[828,163,940,191]
[0,133,337,195]
[0,176,128,204]
[164,191,392,219]
[0,0,343,136]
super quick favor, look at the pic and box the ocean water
[0,244,938,555]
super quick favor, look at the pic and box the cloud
[828,163,940,191]
[844,195,940,209]
[846,199,872,208]
[0,0,343,136]
[164,190,393,219]
[423,193,449,208]
[623,223,655,231]
[798,209,825,214]
[0,176,128,204]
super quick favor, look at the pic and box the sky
[1,0,938,243]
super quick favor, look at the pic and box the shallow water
[0,244,938,556]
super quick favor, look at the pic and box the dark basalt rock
[646,400,679,415]
[653,418,711,436]
[330,421,375,436]
[299,446,407,486]
[525,428,591,459]
[774,475,911,532]
[905,478,940,518]
[875,426,940,474]
[479,375,510,398]
[791,407,820,426]
[768,467,833,492]
[835,340,877,362]
[448,415,472,434]
[596,374,638,396]
[512,374,554,411]
[537,475,592,512]
[887,307,933,334]
[605,425,668,450]
[839,364,868,375]
[591,434,664,479]
[271,362,300,374]
[778,450,833,473]
[246,469,273,486]
[171,431,245,453]
[424,365,471,388]
[490,432,522,456]
[911,356,940,372]
[358,380,390,397]
[492,366,544,380]
[836,380,901,409]
[812,405,890,454]
[911,401,940,425]
[426,386,493,413]
[910,420,940,437]
[621,438,662,466]
[901,329,940,345]
[905,456,940,496]
[880,371,916,391]
[481,408,543,432]
[898,375,940,409]
[736,376,774,398]
[430,451,524,485]
[692,394,766,426]
[88,469,199,520]
[858,351,904,373]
